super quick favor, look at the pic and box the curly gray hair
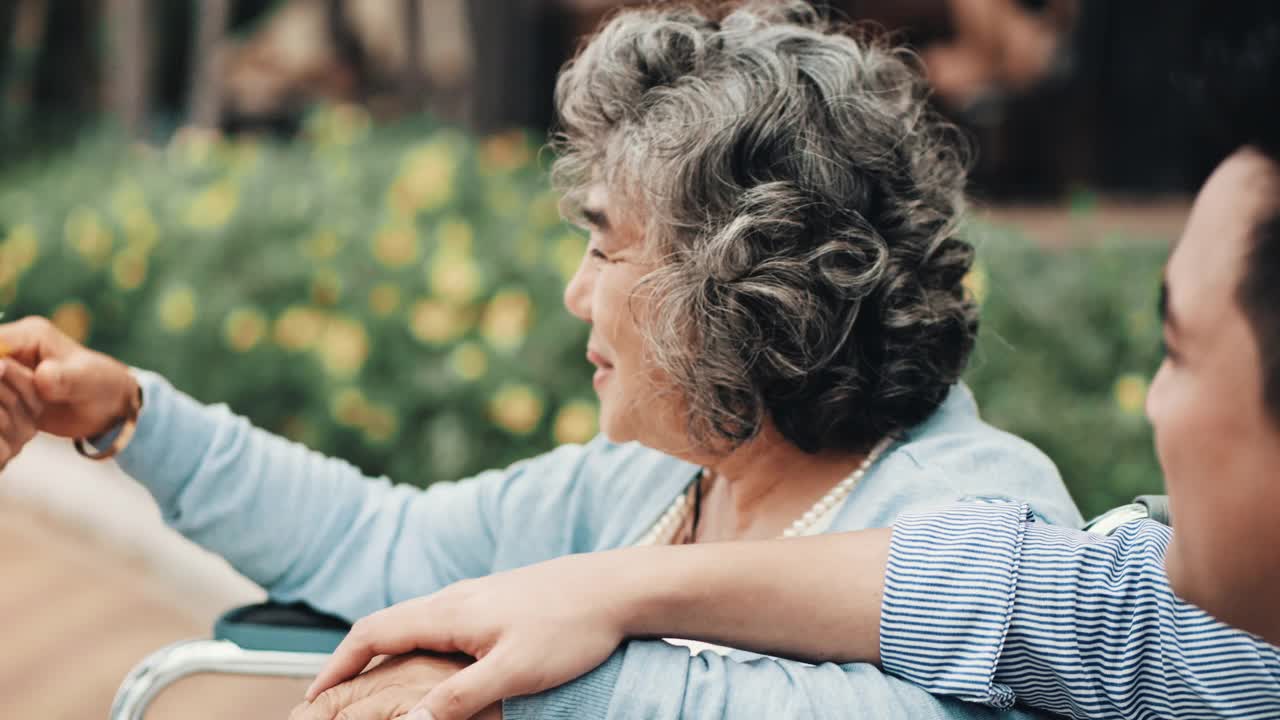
[553,0,977,454]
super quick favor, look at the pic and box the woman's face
[562,186,686,452]
[1145,148,1280,624]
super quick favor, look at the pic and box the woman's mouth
[587,349,614,388]
[592,367,613,389]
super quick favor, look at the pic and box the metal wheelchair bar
[109,639,328,720]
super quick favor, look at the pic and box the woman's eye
[589,248,610,262]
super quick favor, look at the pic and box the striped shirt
[880,502,1280,720]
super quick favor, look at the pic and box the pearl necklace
[636,436,895,546]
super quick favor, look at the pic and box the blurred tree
[105,0,151,136]
[188,0,232,129]
[466,0,558,132]
[2,0,49,133]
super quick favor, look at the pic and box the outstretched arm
[309,503,1280,720]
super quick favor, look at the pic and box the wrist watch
[74,379,145,461]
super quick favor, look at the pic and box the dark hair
[1189,1,1280,423]
[553,1,976,454]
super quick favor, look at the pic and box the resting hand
[0,358,45,471]
[306,552,633,720]
[290,652,500,720]
[0,316,138,440]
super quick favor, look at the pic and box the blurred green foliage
[964,224,1168,517]
[0,109,1167,518]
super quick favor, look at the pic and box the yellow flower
[449,342,489,381]
[1113,374,1149,417]
[309,103,372,148]
[185,180,239,230]
[373,223,419,268]
[516,230,541,268]
[479,130,534,175]
[429,250,482,303]
[436,217,474,254]
[122,206,159,252]
[310,268,343,306]
[302,230,343,261]
[328,154,354,183]
[553,401,599,445]
[317,315,370,378]
[489,384,544,435]
[110,183,147,218]
[170,126,223,168]
[65,208,114,268]
[158,286,197,333]
[963,263,988,305]
[329,104,372,146]
[408,299,467,344]
[111,250,148,291]
[486,183,520,217]
[368,283,402,317]
[4,223,39,272]
[274,305,327,351]
[481,289,533,352]
[51,301,91,344]
[387,142,455,216]
[228,138,262,173]
[361,402,399,444]
[330,387,369,427]
[529,191,563,230]
[553,232,586,282]
[223,307,268,352]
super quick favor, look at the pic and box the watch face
[1082,504,1150,537]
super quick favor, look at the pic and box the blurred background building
[2,0,1212,198]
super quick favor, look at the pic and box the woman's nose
[563,255,592,323]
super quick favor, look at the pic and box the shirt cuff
[879,501,1031,708]
[504,639,696,720]
[503,647,624,720]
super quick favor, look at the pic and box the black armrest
[214,602,351,654]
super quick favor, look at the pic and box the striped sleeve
[880,503,1280,720]
[879,501,1028,708]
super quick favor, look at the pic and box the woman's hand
[306,552,637,720]
[0,316,138,440]
[0,358,45,471]
[290,653,500,720]
[306,532,893,720]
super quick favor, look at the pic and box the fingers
[0,315,107,409]
[414,656,513,720]
[0,316,106,406]
[0,380,17,434]
[338,687,421,719]
[0,316,72,368]
[291,684,419,720]
[33,355,93,404]
[0,360,42,472]
[3,359,44,418]
[307,598,458,701]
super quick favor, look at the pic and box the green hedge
[0,109,1167,517]
[965,224,1167,516]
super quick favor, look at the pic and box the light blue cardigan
[115,370,1081,719]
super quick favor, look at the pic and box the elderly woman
[0,2,1077,719]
